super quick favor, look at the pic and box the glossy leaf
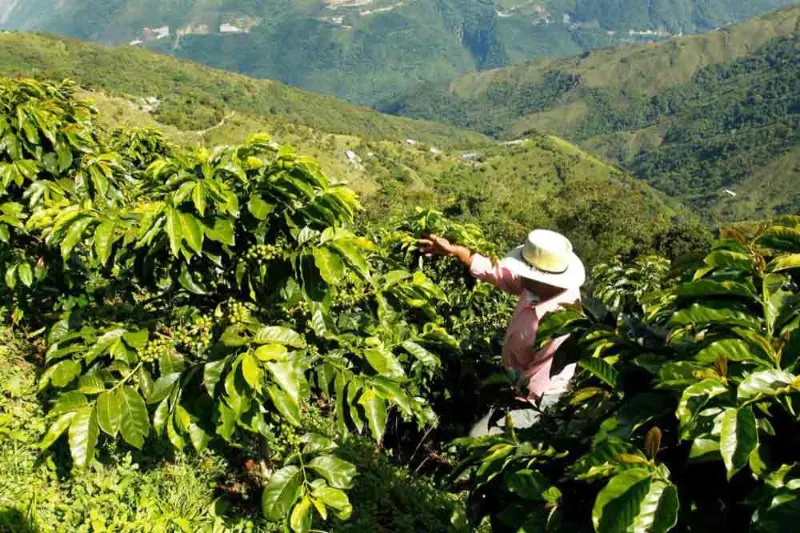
[592,468,652,533]
[290,496,312,533]
[253,326,305,348]
[364,348,406,380]
[720,406,758,480]
[307,455,357,489]
[68,406,99,468]
[262,466,303,521]
[119,386,149,449]
[40,412,77,450]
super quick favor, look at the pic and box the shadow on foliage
[329,438,464,533]
[0,507,36,533]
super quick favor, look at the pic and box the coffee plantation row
[1,77,799,531]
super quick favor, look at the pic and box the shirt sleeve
[469,254,525,295]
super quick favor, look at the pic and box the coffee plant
[3,76,799,533]
[451,220,800,531]
[0,78,475,532]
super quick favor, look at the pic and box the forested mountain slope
[0,31,701,264]
[384,6,800,221]
[0,0,797,105]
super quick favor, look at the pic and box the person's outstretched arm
[418,235,524,295]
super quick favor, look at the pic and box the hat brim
[505,246,586,290]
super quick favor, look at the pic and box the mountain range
[1,0,798,105]
[383,6,800,221]
[0,30,699,264]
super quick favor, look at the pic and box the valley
[1,0,797,105]
[384,6,800,222]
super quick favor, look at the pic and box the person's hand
[417,234,456,257]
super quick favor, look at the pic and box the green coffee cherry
[245,244,280,263]
[227,299,250,325]
[141,336,173,363]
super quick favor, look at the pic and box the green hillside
[383,6,800,221]
[0,30,699,265]
[1,0,798,105]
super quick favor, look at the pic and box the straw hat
[505,230,586,290]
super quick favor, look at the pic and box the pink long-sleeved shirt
[470,254,580,399]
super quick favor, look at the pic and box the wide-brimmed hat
[505,229,585,290]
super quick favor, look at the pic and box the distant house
[461,153,478,160]
[430,147,441,154]
[723,189,737,197]
[129,39,143,46]
[405,139,418,145]
[220,23,246,34]
[143,26,170,41]
[345,150,361,163]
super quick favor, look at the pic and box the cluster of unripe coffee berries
[173,315,214,355]
[245,244,280,264]
[140,336,173,364]
[227,299,250,325]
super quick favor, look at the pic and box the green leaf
[631,481,679,533]
[147,372,181,404]
[96,389,123,437]
[192,182,207,216]
[39,359,82,390]
[738,369,795,400]
[364,348,406,380]
[266,361,305,402]
[179,212,204,253]
[505,469,549,500]
[122,330,149,351]
[668,301,760,329]
[119,386,150,449]
[94,221,116,265]
[676,379,728,433]
[165,209,182,256]
[758,227,800,252]
[720,406,758,480]
[261,465,303,521]
[50,391,88,415]
[695,339,768,365]
[61,217,94,258]
[178,263,206,295]
[371,377,413,417]
[331,240,370,279]
[189,423,210,452]
[401,340,440,369]
[677,280,756,300]
[248,194,274,220]
[204,359,226,396]
[300,433,338,455]
[253,326,305,348]
[579,358,620,389]
[769,254,800,272]
[359,389,387,443]
[313,246,346,285]
[703,250,753,271]
[268,385,302,427]
[40,412,77,450]
[242,352,264,391]
[4,263,16,289]
[290,496,312,533]
[592,468,653,533]
[68,406,99,468]
[77,374,106,394]
[307,455,357,489]
[17,262,32,287]
[311,486,352,520]
[255,344,288,362]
